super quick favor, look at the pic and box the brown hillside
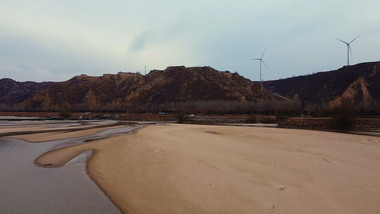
[263,62,380,110]
[0,78,54,110]
[329,77,373,108]
[18,66,277,111]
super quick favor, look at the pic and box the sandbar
[13,125,125,142]
[1,121,140,213]
[37,124,380,214]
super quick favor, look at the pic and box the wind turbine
[251,50,268,82]
[336,35,360,66]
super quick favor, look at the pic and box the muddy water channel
[0,120,141,214]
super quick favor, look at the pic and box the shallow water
[0,122,141,214]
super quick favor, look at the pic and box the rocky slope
[2,62,379,113]
[0,79,54,110]
[263,61,380,111]
[12,66,278,111]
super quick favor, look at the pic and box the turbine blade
[349,35,361,44]
[262,59,269,69]
[251,58,261,60]
[336,38,348,44]
[261,49,266,58]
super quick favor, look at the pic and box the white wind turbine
[336,35,360,66]
[251,50,268,82]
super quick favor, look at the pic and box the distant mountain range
[0,66,277,112]
[264,62,380,112]
[0,79,54,109]
[1,62,379,113]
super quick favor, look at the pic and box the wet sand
[12,125,126,142]
[37,123,380,214]
[0,120,107,134]
[0,120,141,214]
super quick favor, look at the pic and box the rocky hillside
[0,79,54,110]
[3,63,379,114]
[263,61,380,111]
[8,66,278,111]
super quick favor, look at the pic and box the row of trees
[305,102,380,117]
[1,99,379,117]
[126,100,302,116]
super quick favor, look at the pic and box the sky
[1,0,380,82]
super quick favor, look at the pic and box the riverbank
[0,120,141,214]
[37,123,380,214]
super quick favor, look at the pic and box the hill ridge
[1,66,278,112]
[263,61,380,113]
[1,62,379,114]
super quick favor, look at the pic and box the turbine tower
[336,35,360,66]
[252,50,268,82]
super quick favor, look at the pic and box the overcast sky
[1,0,380,82]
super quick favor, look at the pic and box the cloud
[130,30,154,52]
[0,64,71,82]
[1,0,380,82]
[0,32,123,81]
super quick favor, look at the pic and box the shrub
[332,104,355,130]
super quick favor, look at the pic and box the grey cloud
[129,31,155,52]
[0,32,119,80]
[129,19,191,53]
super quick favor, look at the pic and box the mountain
[263,61,380,112]
[13,66,278,112]
[0,79,54,110]
[2,63,379,114]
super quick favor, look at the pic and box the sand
[0,122,93,134]
[36,123,380,214]
[13,125,125,142]
[1,121,143,214]
[0,120,119,134]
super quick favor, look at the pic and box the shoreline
[0,120,138,137]
[34,146,125,212]
[31,124,150,212]
[37,123,380,213]
[32,123,146,213]
[34,144,125,212]
[0,120,143,213]
[0,137,121,214]
[85,149,124,213]
[2,121,380,213]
